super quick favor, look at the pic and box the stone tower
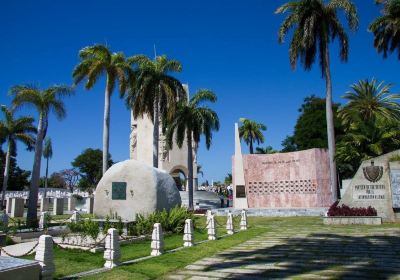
[129,84,198,191]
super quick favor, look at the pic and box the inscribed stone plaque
[112,182,127,200]
[390,168,400,208]
[236,185,246,198]
[353,184,385,200]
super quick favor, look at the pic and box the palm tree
[239,118,267,154]
[196,164,204,178]
[255,146,278,154]
[369,0,400,59]
[339,79,400,126]
[42,137,53,198]
[165,90,219,209]
[127,55,186,168]
[275,0,358,200]
[73,44,133,174]
[0,106,36,209]
[11,85,74,227]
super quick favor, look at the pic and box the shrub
[130,206,196,236]
[67,218,100,240]
[389,154,400,162]
[327,201,377,217]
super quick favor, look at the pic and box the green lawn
[19,216,400,279]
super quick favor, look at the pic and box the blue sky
[0,0,399,183]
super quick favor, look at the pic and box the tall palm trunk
[187,131,194,210]
[153,93,160,168]
[102,76,111,175]
[27,113,46,227]
[249,140,254,154]
[1,140,12,210]
[324,43,338,202]
[44,157,49,198]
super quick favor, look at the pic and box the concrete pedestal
[39,198,49,212]
[67,197,76,212]
[53,198,64,216]
[5,198,13,214]
[11,198,24,218]
[86,197,94,214]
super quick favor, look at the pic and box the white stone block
[11,198,24,218]
[104,228,120,268]
[183,219,194,247]
[70,211,80,223]
[86,197,94,214]
[53,198,64,216]
[226,212,234,235]
[40,198,50,212]
[35,235,55,280]
[67,197,76,212]
[207,214,217,240]
[151,223,164,256]
[39,212,49,231]
[240,209,248,230]
[5,197,13,214]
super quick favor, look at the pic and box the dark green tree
[0,105,36,207]
[239,118,267,154]
[73,44,133,174]
[0,150,31,191]
[72,148,113,193]
[255,146,278,154]
[290,96,344,151]
[127,55,186,168]
[276,0,358,200]
[369,0,400,59]
[165,90,219,209]
[11,84,74,227]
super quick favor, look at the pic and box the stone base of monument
[213,208,328,217]
[0,256,41,280]
[323,216,382,225]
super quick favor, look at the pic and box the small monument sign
[112,182,127,200]
[340,151,400,221]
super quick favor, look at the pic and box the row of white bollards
[30,210,248,279]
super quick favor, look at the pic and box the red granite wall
[239,148,333,208]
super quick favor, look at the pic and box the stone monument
[94,159,181,221]
[340,150,400,221]
[232,123,334,209]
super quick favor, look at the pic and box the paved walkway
[167,226,400,280]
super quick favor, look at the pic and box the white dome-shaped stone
[94,159,181,221]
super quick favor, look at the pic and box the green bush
[130,206,196,236]
[389,154,400,162]
[67,218,100,241]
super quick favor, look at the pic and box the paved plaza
[167,222,400,280]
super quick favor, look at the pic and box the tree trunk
[187,132,194,210]
[26,113,46,227]
[102,76,111,175]
[1,140,12,210]
[153,94,160,168]
[324,43,338,202]
[249,140,254,154]
[44,157,49,198]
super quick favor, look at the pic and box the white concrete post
[40,198,49,212]
[35,235,55,280]
[39,212,49,231]
[240,209,248,230]
[206,210,212,224]
[226,212,234,235]
[103,228,120,268]
[5,197,13,214]
[86,197,94,214]
[53,198,64,216]
[67,197,76,212]
[70,211,80,222]
[207,214,217,240]
[11,198,24,218]
[150,223,164,256]
[183,219,194,247]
